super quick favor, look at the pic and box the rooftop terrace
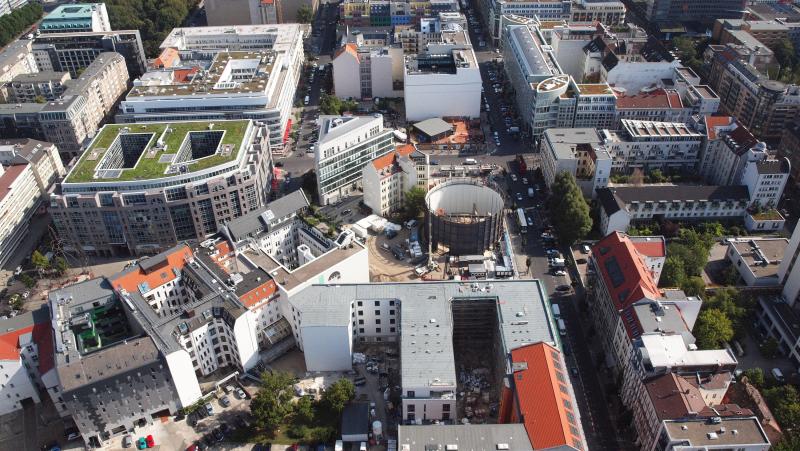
[64,120,250,183]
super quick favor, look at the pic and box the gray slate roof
[413,117,453,137]
[597,184,751,215]
[399,424,534,450]
[225,189,309,242]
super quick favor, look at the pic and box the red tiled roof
[238,279,278,308]
[173,67,199,83]
[631,240,665,258]
[334,43,359,63]
[0,320,53,374]
[645,373,707,420]
[510,342,583,450]
[615,89,683,110]
[371,144,415,170]
[110,245,193,294]
[0,164,28,203]
[0,325,32,361]
[153,48,180,69]
[704,115,736,140]
[591,232,661,311]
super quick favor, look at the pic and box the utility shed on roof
[341,402,370,443]
[412,118,453,141]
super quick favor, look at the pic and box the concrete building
[339,0,458,28]
[0,40,40,101]
[479,0,571,46]
[714,18,791,49]
[206,0,318,25]
[596,185,751,235]
[39,3,111,34]
[741,157,790,210]
[698,116,762,186]
[120,25,305,154]
[403,29,481,121]
[0,307,52,416]
[642,0,746,25]
[362,144,424,215]
[399,424,535,450]
[502,24,615,140]
[652,418,770,451]
[0,0,28,19]
[31,30,147,79]
[332,44,403,100]
[314,114,394,205]
[614,89,690,125]
[50,120,273,257]
[705,46,800,141]
[570,0,625,25]
[779,123,800,185]
[726,237,788,287]
[0,52,130,159]
[9,71,70,102]
[603,119,706,175]
[778,221,800,308]
[539,127,611,198]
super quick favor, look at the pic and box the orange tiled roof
[704,115,736,140]
[238,279,278,308]
[371,144,416,170]
[615,88,683,110]
[334,43,359,63]
[110,245,193,294]
[511,342,583,450]
[631,240,665,258]
[0,321,53,374]
[592,232,661,310]
[153,48,180,69]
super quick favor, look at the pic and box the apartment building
[120,25,304,154]
[332,44,403,100]
[570,0,625,25]
[0,52,129,159]
[741,157,790,209]
[614,89,690,125]
[403,28,482,121]
[642,0,746,25]
[698,115,762,186]
[0,307,52,415]
[314,114,394,205]
[778,123,800,185]
[597,185,751,235]
[0,40,39,101]
[602,120,705,174]
[32,30,147,78]
[706,46,800,141]
[653,418,770,451]
[362,144,421,215]
[39,3,111,34]
[339,0,458,28]
[50,120,273,257]
[480,0,571,46]
[9,71,70,102]
[714,18,791,49]
[539,127,611,198]
[503,24,615,140]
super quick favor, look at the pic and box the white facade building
[362,144,420,215]
[39,3,111,34]
[332,44,403,100]
[314,114,395,205]
[539,127,611,198]
[741,157,790,209]
[603,120,705,174]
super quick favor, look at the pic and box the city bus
[516,208,527,234]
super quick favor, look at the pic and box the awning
[283,119,292,143]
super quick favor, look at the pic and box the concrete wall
[404,68,482,121]
[164,350,202,408]
[333,51,360,99]
[0,358,39,415]
[300,325,353,371]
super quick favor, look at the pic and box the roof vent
[429,318,436,323]
[707,432,718,440]
[496,445,509,450]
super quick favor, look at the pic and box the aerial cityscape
[0,0,798,450]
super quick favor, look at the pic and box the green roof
[65,120,250,183]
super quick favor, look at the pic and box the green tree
[764,385,800,430]
[403,186,426,221]
[99,0,195,56]
[250,371,296,432]
[294,395,315,424]
[54,257,69,276]
[673,36,703,72]
[320,379,354,415]
[760,337,780,359]
[8,294,22,311]
[296,5,313,23]
[548,172,592,246]
[773,433,800,451]
[31,250,49,272]
[33,95,45,104]
[319,93,341,115]
[680,276,706,297]
[301,170,318,203]
[659,256,686,288]
[693,308,734,349]
[19,273,35,289]
[742,367,764,388]
[647,169,667,183]
[771,39,797,80]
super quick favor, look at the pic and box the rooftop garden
[65,120,250,183]
[749,209,784,221]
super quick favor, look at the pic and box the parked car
[556,285,571,292]
[220,395,231,407]
[64,428,80,441]
[123,435,133,448]
[204,402,214,416]
[235,387,247,399]
[145,435,155,448]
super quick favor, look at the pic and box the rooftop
[507,25,560,77]
[591,232,662,310]
[620,119,704,140]
[627,301,694,342]
[41,4,103,31]
[663,418,769,447]
[543,128,606,161]
[412,118,453,138]
[597,184,751,215]
[639,334,737,370]
[0,164,29,204]
[224,190,310,243]
[645,373,706,420]
[0,306,53,374]
[127,51,277,98]
[729,238,788,279]
[371,144,416,171]
[64,120,251,183]
[399,424,533,451]
[317,115,384,147]
[615,89,683,109]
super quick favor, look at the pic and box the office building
[0,52,129,158]
[642,0,746,25]
[49,120,273,256]
[120,25,305,154]
[314,114,394,205]
[726,237,788,287]
[206,0,318,25]
[32,30,147,78]
[403,28,481,121]
[714,18,791,50]
[478,0,571,46]
[362,144,425,215]
[539,127,611,198]
[570,0,625,25]
[39,3,111,34]
[338,0,458,28]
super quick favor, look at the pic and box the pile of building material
[459,367,493,422]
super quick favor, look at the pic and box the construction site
[425,178,505,255]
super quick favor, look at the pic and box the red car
[145,435,155,448]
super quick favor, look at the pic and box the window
[407,391,415,397]
[442,404,450,412]
[407,404,415,412]
[375,310,381,315]
[359,319,364,325]
[359,328,365,333]
[376,328,381,333]
[375,319,381,324]
[374,301,380,307]
[357,301,363,307]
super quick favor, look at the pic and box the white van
[772,368,785,382]
[558,319,566,336]
[551,304,561,318]
[304,95,310,105]
[464,158,477,165]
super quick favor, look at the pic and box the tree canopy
[319,93,359,115]
[0,3,42,47]
[548,172,592,246]
[296,5,313,23]
[693,308,733,349]
[95,0,197,56]
[250,371,296,432]
[320,379,355,416]
[403,186,426,221]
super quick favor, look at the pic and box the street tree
[403,186,427,221]
[31,250,49,272]
[297,5,313,23]
[764,385,800,430]
[742,367,764,388]
[693,308,733,349]
[294,395,315,424]
[548,172,591,246]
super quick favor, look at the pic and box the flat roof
[730,238,788,279]
[127,51,276,98]
[399,424,534,450]
[507,25,560,77]
[543,128,605,161]
[620,119,705,140]
[413,118,453,137]
[318,115,383,146]
[663,418,769,446]
[64,120,250,183]
[640,334,737,369]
